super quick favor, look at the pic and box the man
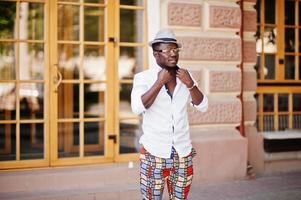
[131,29,208,200]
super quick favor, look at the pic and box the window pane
[285,0,295,25]
[300,3,301,26]
[58,5,79,41]
[264,0,276,24]
[263,27,277,53]
[285,28,295,52]
[58,84,79,119]
[84,45,105,81]
[119,118,141,154]
[0,2,16,39]
[120,83,133,118]
[84,121,104,156]
[255,94,260,112]
[0,83,16,120]
[119,47,144,80]
[263,94,274,112]
[293,114,301,129]
[58,44,80,80]
[120,0,144,6]
[285,56,295,79]
[299,29,301,52]
[299,56,301,80]
[265,54,275,79]
[84,84,105,118]
[278,115,289,131]
[20,83,44,119]
[0,124,16,161]
[58,122,79,158]
[0,43,16,80]
[20,123,44,160]
[19,43,44,80]
[120,9,144,43]
[20,2,44,40]
[278,94,289,112]
[263,115,274,131]
[84,6,104,42]
[293,94,301,111]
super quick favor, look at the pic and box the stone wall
[157,0,257,182]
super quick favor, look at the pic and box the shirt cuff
[191,95,208,112]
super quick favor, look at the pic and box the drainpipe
[238,0,245,137]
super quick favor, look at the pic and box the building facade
[0,0,300,181]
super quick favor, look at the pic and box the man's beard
[163,65,179,72]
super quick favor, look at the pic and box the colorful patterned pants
[140,147,195,200]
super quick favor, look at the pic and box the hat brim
[148,40,182,48]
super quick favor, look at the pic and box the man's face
[153,43,179,68]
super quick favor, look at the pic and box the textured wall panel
[243,11,257,32]
[179,37,241,61]
[209,5,241,29]
[243,99,257,122]
[188,98,241,124]
[168,3,202,27]
[243,70,257,91]
[209,70,241,92]
[243,41,256,63]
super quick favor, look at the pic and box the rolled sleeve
[131,74,147,115]
[190,95,208,112]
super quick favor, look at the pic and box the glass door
[49,0,115,165]
[0,0,49,169]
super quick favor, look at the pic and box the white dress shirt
[131,64,208,158]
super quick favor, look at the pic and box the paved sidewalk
[189,171,301,200]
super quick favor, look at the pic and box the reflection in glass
[255,55,261,79]
[264,0,275,24]
[20,83,44,119]
[58,122,79,158]
[255,94,259,112]
[0,2,16,39]
[84,122,104,156]
[278,94,288,112]
[20,123,44,160]
[119,84,133,118]
[263,115,274,131]
[120,0,143,6]
[256,27,277,53]
[264,54,275,79]
[285,0,295,25]
[0,83,16,120]
[19,2,44,40]
[0,43,15,80]
[293,94,301,111]
[0,124,16,161]
[119,118,141,154]
[278,115,289,131]
[84,6,104,41]
[84,84,105,118]
[120,9,144,43]
[285,56,295,79]
[119,47,144,79]
[256,116,260,130]
[285,28,295,52]
[299,56,301,80]
[19,43,44,80]
[84,45,105,81]
[263,94,274,112]
[58,44,80,80]
[58,5,79,41]
[58,84,79,119]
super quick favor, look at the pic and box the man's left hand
[176,68,194,88]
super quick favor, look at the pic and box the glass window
[120,0,144,6]
[285,28,295,52]
[0,43,16,80]
[263,94,274,112]
[278,94,289,112]
[119,118,141,154]
[265,54,275,79]
[58,122,80,158]
[293,94,301,111]
[285,0,295,25]
[58,5,79,41]
[120,9,144,43]
[285,55,295,79]
[119,47,144,80]
[84,6,105,42]
[58,44,80,80]
[0,124,16,161]
[58,84,80,119]
[84,121,104,156]
[0,2,16,39]
[264,0,276,24]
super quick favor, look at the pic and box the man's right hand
[157,69,173,86]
